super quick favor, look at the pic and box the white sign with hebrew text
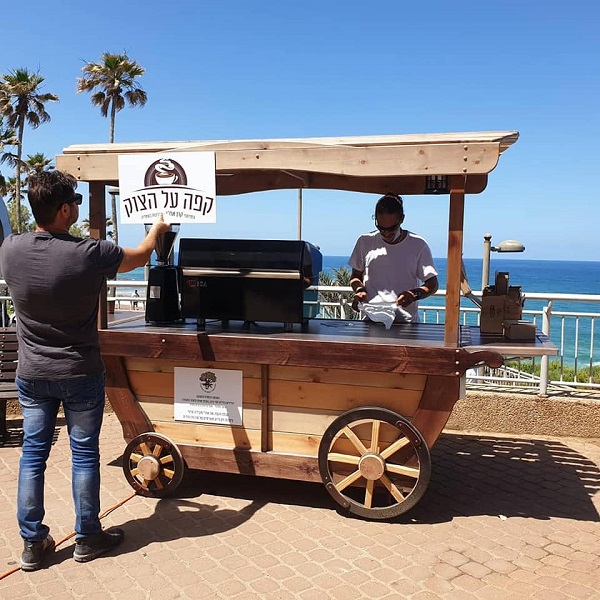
[118,152,216,224]
[174,367,243,425]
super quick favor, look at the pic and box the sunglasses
[375,220,401,233]
[70,193,83,206]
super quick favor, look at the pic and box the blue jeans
[16,374,105,542]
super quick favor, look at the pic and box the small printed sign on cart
[118,151,216,224]
[174,367,242,425]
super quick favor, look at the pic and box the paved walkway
[1,413,599,600]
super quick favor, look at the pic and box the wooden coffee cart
[56,132,556,520]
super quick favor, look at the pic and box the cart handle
[461,349,504,370]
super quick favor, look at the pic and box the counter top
[106,316,556,354]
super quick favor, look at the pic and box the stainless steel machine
[178,238,322,330]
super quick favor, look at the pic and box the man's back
[0,232,122,379]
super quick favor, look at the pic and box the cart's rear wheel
[318,407,431,519]
[123,432,185,497]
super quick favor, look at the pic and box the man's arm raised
[118,215,171,274]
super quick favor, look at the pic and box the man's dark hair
[375,193,404,218]
[28,170,78,226]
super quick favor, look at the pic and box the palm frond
[0,68,58,232]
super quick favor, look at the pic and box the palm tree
[0,69,59,232]
[0,117,17,194]
[77,52,148,245]
[69,223,85,237]
[4,176,34,232]
[318,266,358,320]
[77,52,147,143]
[0,117,17,165]
[23,152,53,174]
[0,153,53,231]
[81,217,114,240]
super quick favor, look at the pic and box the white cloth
[359,299,413,329]
[349,229,437,323]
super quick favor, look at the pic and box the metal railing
[2,280,599,396]
[315,284,600,395]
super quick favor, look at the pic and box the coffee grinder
[145,223,182,324]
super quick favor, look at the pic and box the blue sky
[1,0,599,261]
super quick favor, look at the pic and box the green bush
[505,360,600,384]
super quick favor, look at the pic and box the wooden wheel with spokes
[122,432,185,497]
[318,407,431,519]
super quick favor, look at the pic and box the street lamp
[481,233,525,289]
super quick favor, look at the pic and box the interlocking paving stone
[0,413,598,599]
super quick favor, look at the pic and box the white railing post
[539,301,553,396]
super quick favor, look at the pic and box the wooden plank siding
[124,357,426,456]
[99,328,501,376]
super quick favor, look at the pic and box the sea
[118,256,600,365]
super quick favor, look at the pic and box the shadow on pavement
[404,433,600,524]
[45,482,267,565]
[114,497,265,556]
[1,416,64,448]
[105,432,600,529]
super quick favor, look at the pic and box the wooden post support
[89,182,108,329]
[444,176,466,346]
[260,364,269,452]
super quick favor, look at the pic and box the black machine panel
[178,238,322,327]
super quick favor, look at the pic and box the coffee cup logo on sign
[144,158,188,187]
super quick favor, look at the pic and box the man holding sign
[0,169,170,570]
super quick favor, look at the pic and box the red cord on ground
[0,491,138,581]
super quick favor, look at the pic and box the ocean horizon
[119,255,600,302]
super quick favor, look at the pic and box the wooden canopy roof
[56,131,518,196]
[55,131,519,344]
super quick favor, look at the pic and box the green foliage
[0,69,58,130]
[0,117,17,195]
[505,359,600,384]
[0,116,17,169]
[24,152,53,174]
[77,51,147,246]
[318,266,358,319]
[69,223,85,237]
[1,154,55,232]
[6,195,34,232]
[81,217,114,240]
[0,68,58,232]
[77,51,147,143]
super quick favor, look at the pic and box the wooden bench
[0,327,18,445]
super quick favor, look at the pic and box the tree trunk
[109,101,116,144]
[15,124,24,233]
[109,100,118,245]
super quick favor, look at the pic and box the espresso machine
[178,239,322,330]
[145,224,182,324]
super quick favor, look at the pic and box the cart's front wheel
[318,407,431,519]
[122,432,185,497]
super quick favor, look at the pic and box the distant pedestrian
[0,169,171,571]
[132,289,140,309]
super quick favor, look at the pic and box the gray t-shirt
[0,232,123,380]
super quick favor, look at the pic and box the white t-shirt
[348,230,438,322]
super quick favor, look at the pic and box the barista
[349,193,438,323]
